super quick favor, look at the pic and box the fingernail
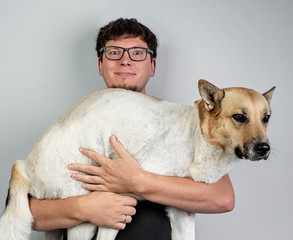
[68,164,74,170]
[79,147,84,153]
[71,173,78,179]
[111,136,117,142]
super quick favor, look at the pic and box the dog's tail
[0,160,33,240]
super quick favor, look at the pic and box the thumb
[110,135,130,158]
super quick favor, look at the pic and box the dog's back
[26,89,195,199]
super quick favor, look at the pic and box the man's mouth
[115,72,136,77]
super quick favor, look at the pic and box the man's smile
[114,71,136,77]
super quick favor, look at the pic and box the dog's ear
[198,79,225,111]
[263,86,276,105]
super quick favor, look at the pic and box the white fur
[0,160,33,240]
[0,88,237,240]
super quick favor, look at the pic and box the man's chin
[111,85,140,92]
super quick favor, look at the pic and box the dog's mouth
[234,142,270,161]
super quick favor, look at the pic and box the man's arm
[70,136,235,214]
[30,192,137,231]
[128,173,234,213]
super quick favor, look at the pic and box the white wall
[0,0,292,239]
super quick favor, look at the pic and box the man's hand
[77,192,137,230]
[68,136,142,193]
[30,191,137,231]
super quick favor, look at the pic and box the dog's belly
[26,133,193,199]
[24,89,196,199]
[27,142,193,199]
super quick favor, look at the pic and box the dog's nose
[254,142,270,158]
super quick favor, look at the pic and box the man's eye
[133,50,143,55]
[263,114,271,124]
[109,51,120,55]
[232,114,247,123]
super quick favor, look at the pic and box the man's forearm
[29,196,82,231]
[30,192,137,232]
[131,173,235,213]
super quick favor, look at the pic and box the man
[30,18,235,239]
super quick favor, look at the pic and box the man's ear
[198,79,225,111]
[150,58,156,77]
[98,58,103,76]
[263,86,276,105]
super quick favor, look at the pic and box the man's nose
[120,51,132,66]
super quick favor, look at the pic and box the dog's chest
[190,136,238,183]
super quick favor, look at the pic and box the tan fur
[0,160,33,240]
[197,80,275,159]
[9,162,31,197]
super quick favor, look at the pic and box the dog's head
[196,80,275,161]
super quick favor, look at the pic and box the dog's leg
[67,223,97,240]
[166,207,196,240]
[96,227,119,240]
[0,160,33,240]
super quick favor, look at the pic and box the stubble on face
[108,83,142,92]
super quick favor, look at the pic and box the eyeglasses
[99,46,154,61]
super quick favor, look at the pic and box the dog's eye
[263,114,271,124]
[232,114,247,123]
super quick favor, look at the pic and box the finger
[68,163,102,176]
[82,183,109,192]
[71,173,103,184]
[121,195,138,207]
[110,136,130,158]
[120,214,132,224]
[126,215,132,224]
[79,147,108,165]
[123,206,136,217]
[115,222,127,230]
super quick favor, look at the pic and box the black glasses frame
[99,46,154,61]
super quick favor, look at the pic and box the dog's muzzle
[235,141,271,161]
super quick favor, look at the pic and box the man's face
[98,37,156,93]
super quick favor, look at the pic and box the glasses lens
[105,47,124,60]
[128,48,147,61]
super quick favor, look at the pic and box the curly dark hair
[96,18,158,60]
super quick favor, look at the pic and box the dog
[0,80,275,240]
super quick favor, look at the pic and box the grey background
[0,0,292,239]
